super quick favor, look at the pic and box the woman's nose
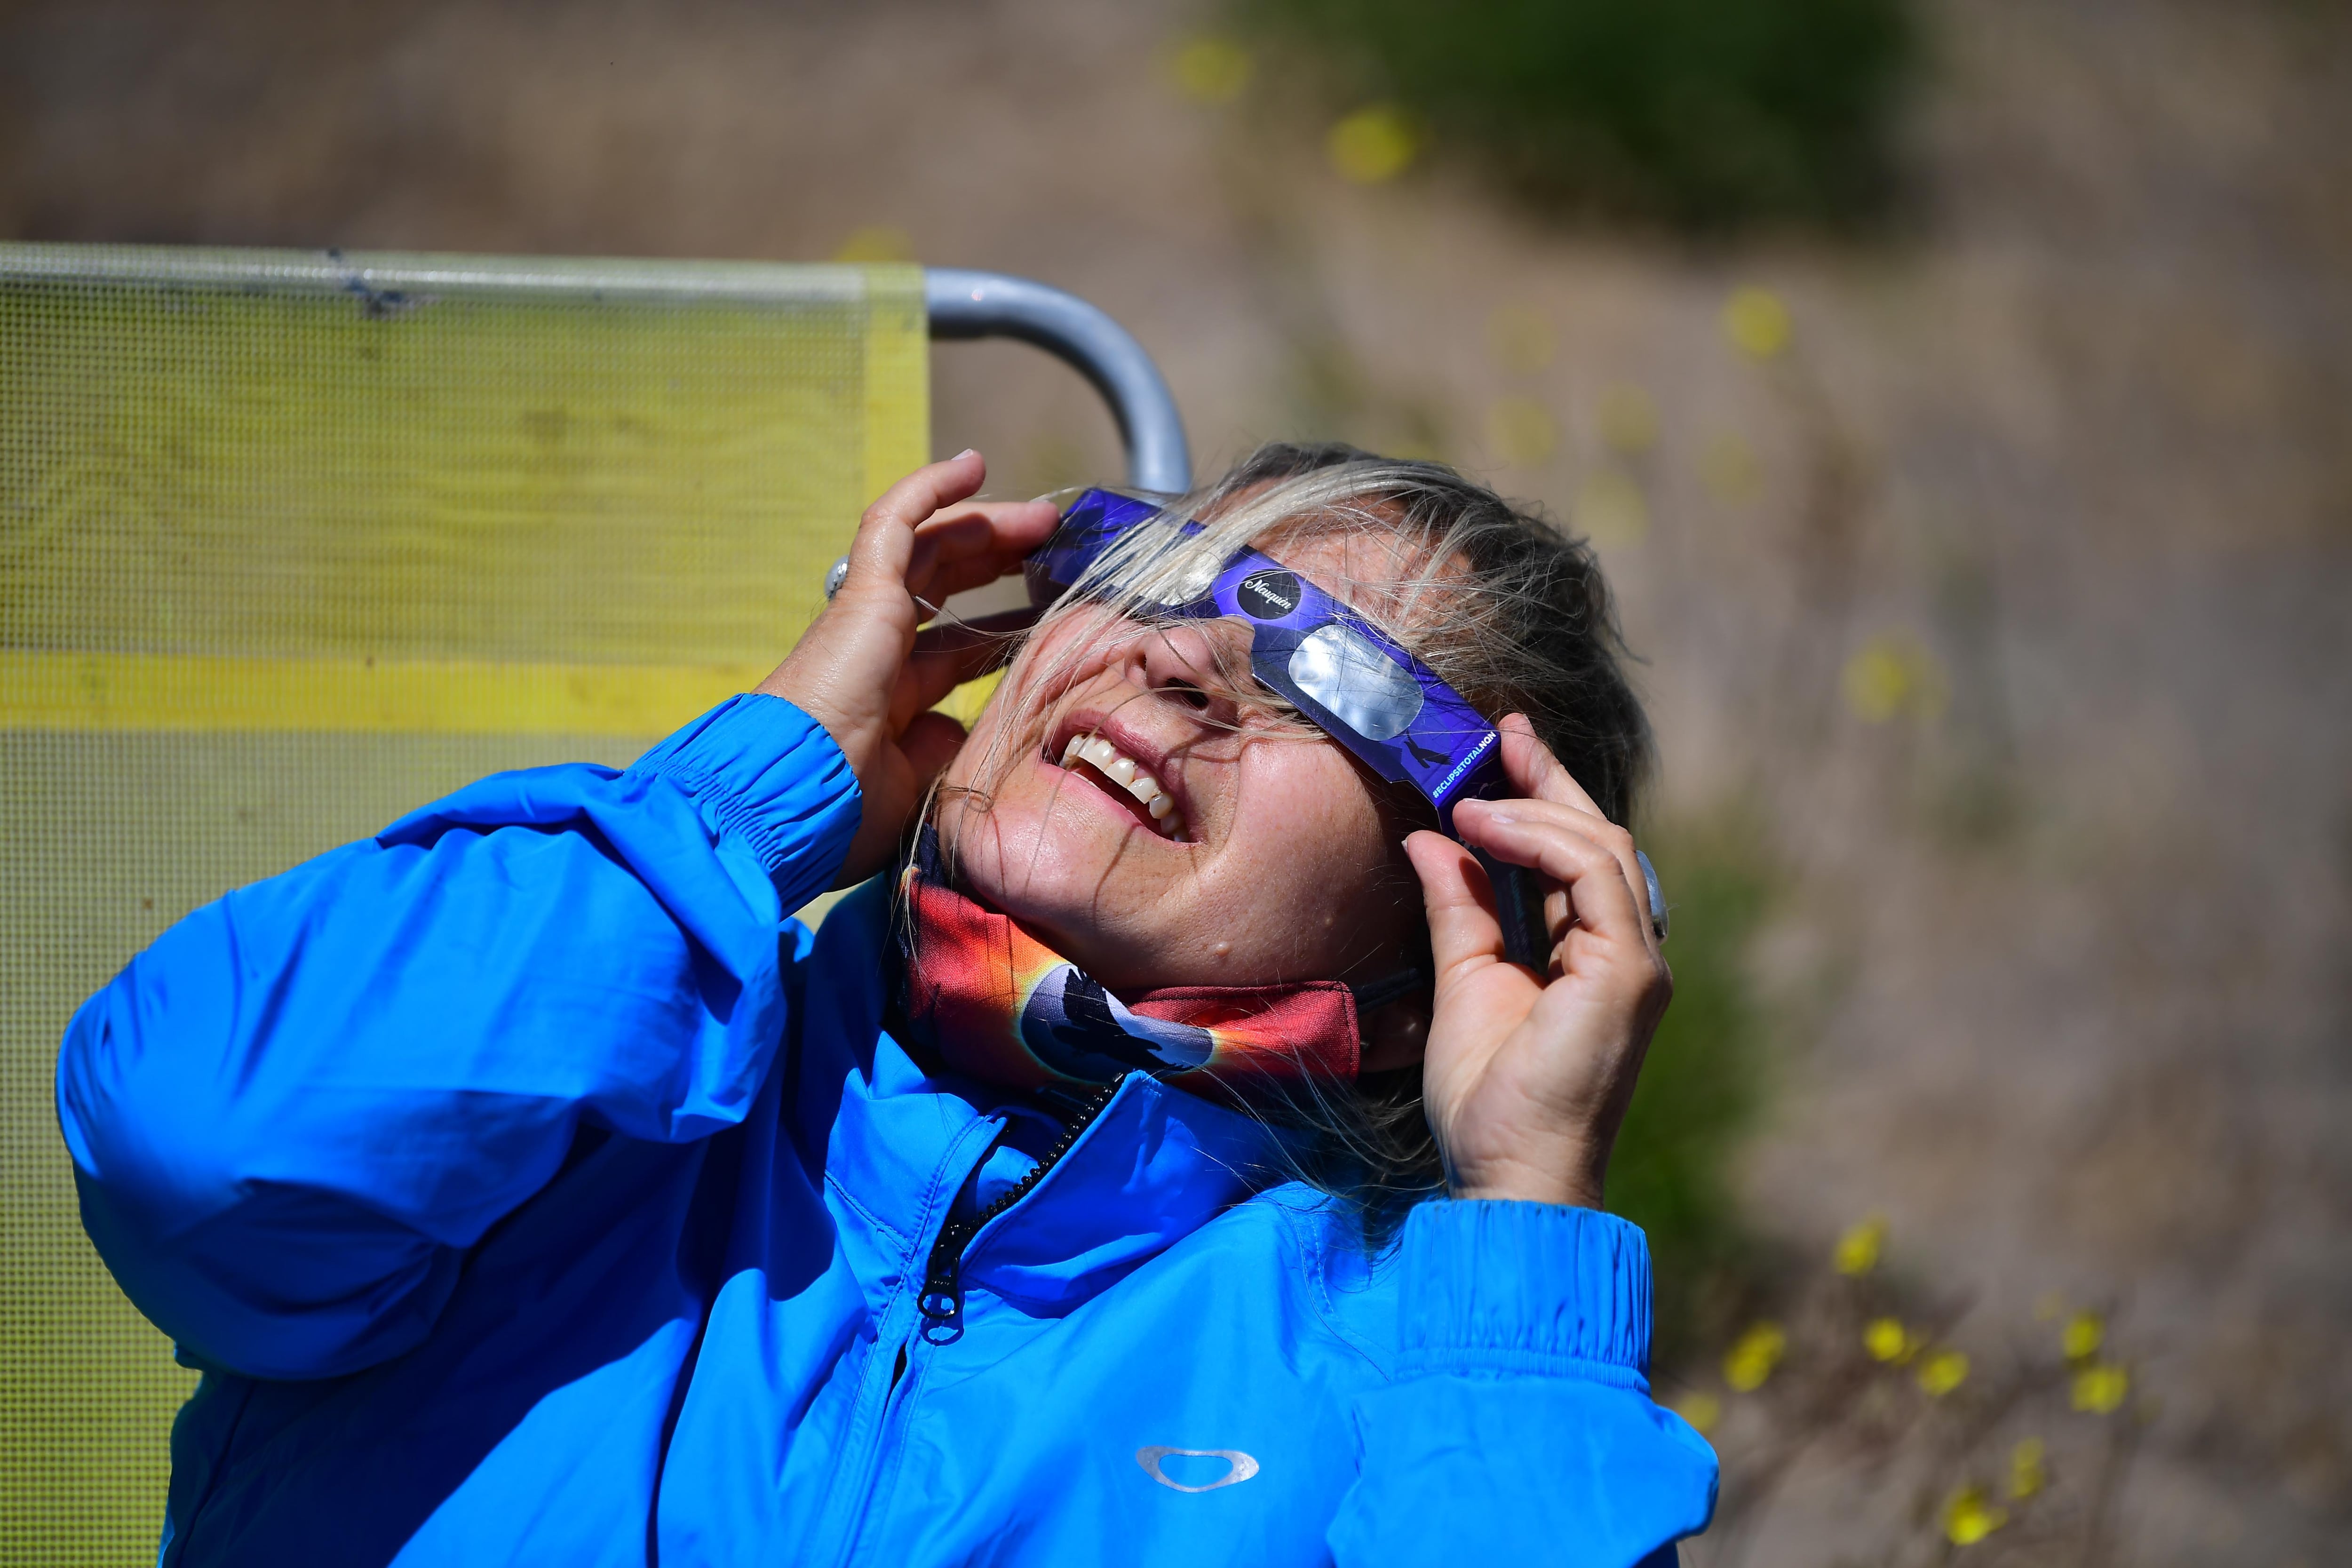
[1116,621,1253,720]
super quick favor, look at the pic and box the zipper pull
[917,1213,978,1340]
[916,1076,1125,1343]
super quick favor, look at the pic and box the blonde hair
[930,442,1653,1224]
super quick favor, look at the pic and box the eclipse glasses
[1025,489,1507,831]
[1021,489,1556,966]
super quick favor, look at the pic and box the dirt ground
[4,0,2347,1561]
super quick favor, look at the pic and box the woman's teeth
[1061,733,1180,835]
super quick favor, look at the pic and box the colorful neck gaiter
[891,828,1361,1098]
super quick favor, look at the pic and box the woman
[60,443,1716,1566]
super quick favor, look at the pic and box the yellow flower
[2009,1437,2047,1499]
[1598,385,1658,454]
[2062,1312,2105,1362]
[1832,1215,1887,1275]
[1168,36,1252,104]
[1485,397,1558,468]
[1864,1317,1912,1362]
[1723,1322,1787,1393]
[1722,286,1792,359]
[1698,432,1760,503]
[1918,1349,1971,1397]
[1327,105,1419,184]
[1842,636,1948,724]
[1484,305,1555,374]
[1944,1485,2009,1546]
[1572,469,1648,544]
[832,226,914,264]
[2072,1362,2130,1414]
[1671,1391,1722,1434]
[1844,643,1909,722]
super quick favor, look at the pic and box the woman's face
[934,531,1429,996]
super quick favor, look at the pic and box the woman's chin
[933,804,1152,959]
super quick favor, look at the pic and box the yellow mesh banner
[0,243,929,1563]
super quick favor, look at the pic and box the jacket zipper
[916,1075,1124,1338]
[823,1076,1128,1568]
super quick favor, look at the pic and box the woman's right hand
[756,451,1060,887]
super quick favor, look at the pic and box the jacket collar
[798,880,1287,1309]
[958,1069,1280,1310]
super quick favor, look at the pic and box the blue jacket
[59,694,1716,1567]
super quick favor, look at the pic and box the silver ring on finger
[823,555,851,600]
[1635,850,1669,943]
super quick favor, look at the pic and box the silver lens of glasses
[1287,624,1424,741]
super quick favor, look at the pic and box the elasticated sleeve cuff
[1396,1199,1653,1388]
[628,693,861,890]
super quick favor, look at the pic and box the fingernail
[953,447,979,462]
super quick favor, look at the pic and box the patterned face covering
[890,828,1362,1098]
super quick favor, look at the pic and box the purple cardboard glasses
[1024,489,1555,966]
[1026,488,1506,831]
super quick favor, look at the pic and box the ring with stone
[1635,850,1669,943]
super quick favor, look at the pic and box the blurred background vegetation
[1608,816,1773,1364]
[4,0,2348,1562]
[1234,0,1918,227]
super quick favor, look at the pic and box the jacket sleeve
[55,693,860,1382]
[1327,1202,1718,1568]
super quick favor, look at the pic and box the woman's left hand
[756,452,1060,887]
[1404,716,1673,1209]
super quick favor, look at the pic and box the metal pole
[924,269,1193,496]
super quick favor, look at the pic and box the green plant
[1235,0,1919,228]
[1607,817,1775,1361]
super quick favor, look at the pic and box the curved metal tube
[924,269,1192,495]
